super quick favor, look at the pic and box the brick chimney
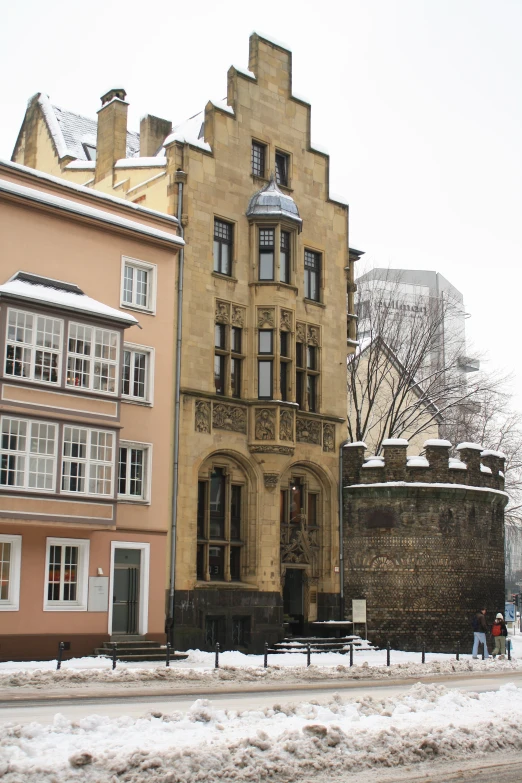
[96,88,128,182]
[140,114,172,157]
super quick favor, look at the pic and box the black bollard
[264,642,268,669]
[112,643,117,670]
[349,643,354,667]
[456,641,460,661]
[481,643,485,661]
[422,642,426,664]
[166,641,171,667]
[306,643,311,667]
[508,639,512,661]
[386,642,391,667]
[57,641,64,671]
[215,642,220,669]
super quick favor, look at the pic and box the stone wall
[342,439,508,651]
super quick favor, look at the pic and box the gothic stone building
[12,33,357,651]
[343,439,507,652]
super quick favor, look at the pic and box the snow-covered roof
[456,442,483,451]
[246,174,302,228]
[114,157,166,169]
[37,94,140,161]
[0,272,138,326]
[344,441,367,448]
[0,175,184,247]
[164,111,211,153]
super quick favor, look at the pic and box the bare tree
[348,269,506,454]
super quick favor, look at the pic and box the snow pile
[2,682,522,781]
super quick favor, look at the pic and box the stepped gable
[342,438,507,653]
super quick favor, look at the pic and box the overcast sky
[1,0,521,406]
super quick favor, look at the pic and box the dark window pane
[209,469,225,538]
[290,479,303,523]
[280,231,290,283]
[214,354,225,395]
[231,357,241,398]
[259,229,274,247]
[232,327,242,354]
[118,447,127,494]
[209,546,225,580]
[230,547,241,580]
[280,331,289,357]
[213,220,233,276]
[215,324,226,349]
[197,544,205,580]
[304,250,321,301]
[307,346,317,370]
[251,141,266,177]
[307,374,317,412]
[280,361,288,401]
[231,485,241,539]
[275,152,289,186]
[197,481,206,538]
[258,330,273,354]
[258,360,272,399]
[296,371,304,408]
[296,343,304,368]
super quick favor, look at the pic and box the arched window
[280,474,320,531]
[197,458,246,582]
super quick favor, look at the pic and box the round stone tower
[342,439,507,652]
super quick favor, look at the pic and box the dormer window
[83,144,97,161]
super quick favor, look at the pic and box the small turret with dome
[246,173,302,231]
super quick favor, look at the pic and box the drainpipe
[167,176,185,646]
[339,439,349,620]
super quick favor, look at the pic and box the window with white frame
[62,426,114,496]
[66,323,119,394]
[45,537,89,610]
[121,258,156,312]
[118,442,150,501]
[5,309,63,384]
[122,345,152,402]
[0,534,22,611]
[0,417,57,491]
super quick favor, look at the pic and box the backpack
[472,616,480,631]
[492,622,501,637]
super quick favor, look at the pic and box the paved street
[2,670,522,726]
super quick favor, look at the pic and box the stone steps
[93,639,188,662]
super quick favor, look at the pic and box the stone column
[456,442,483,486]
[342,443,366,486]
[481,450,506,491]
[423,439,451,483]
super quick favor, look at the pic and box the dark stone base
[172,588,284,654]
[317,592,341,622]
[0,633,166,662]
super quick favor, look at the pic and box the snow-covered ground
[2,681,522,781]
[1,635,522,688]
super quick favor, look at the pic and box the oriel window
[280,231,291,283]
[259,228,275,281]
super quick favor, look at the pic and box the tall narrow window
[122,259,155,312]
[295,340,304,408]
[62,427,114,496]
[118,444,149,501]
[0,417,56,491]
[122,347,150,402]
[198,462,244,583]
[0,534,22,610]
[251,141,266,177]
[214,323,226,396]
[213,320,244,398]
[280,231,291,283]
[231,327,242,399]
[258,329,273,400]
[275,151,289,186]
[295,325,320,411]
[67,324,118,394]
[259,228,275,280]
[280,331,291,402]
[45,537,89,610]
[213,219,233,276]
[304,250,322,302]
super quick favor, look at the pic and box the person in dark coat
[491,613,508,659]
[472,607,490,659]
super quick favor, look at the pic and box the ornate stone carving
[307,325,320,346]
[212,403,247,433]
[280,310,293,332]
[255,408,275,440]
[264,472,279,490]
[249,444,294,455]
[231,305,245,327]
[257,308,275,328]
[281,514,319,568]
[279,409,294,441]
[323,423,335,452]
[296,417,322,445]
[195,400,211,433]
[215,300,230,324]
[296,322,306,343]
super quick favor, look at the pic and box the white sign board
[88,576,109,612]
[505,602,516,623]
[352,599,367,623]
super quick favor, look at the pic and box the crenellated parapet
[343,438,506,492]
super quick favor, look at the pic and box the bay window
[5,309,62,384]
[67,323,119,394]
[62,426,114,496]
[0,417,56,491]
